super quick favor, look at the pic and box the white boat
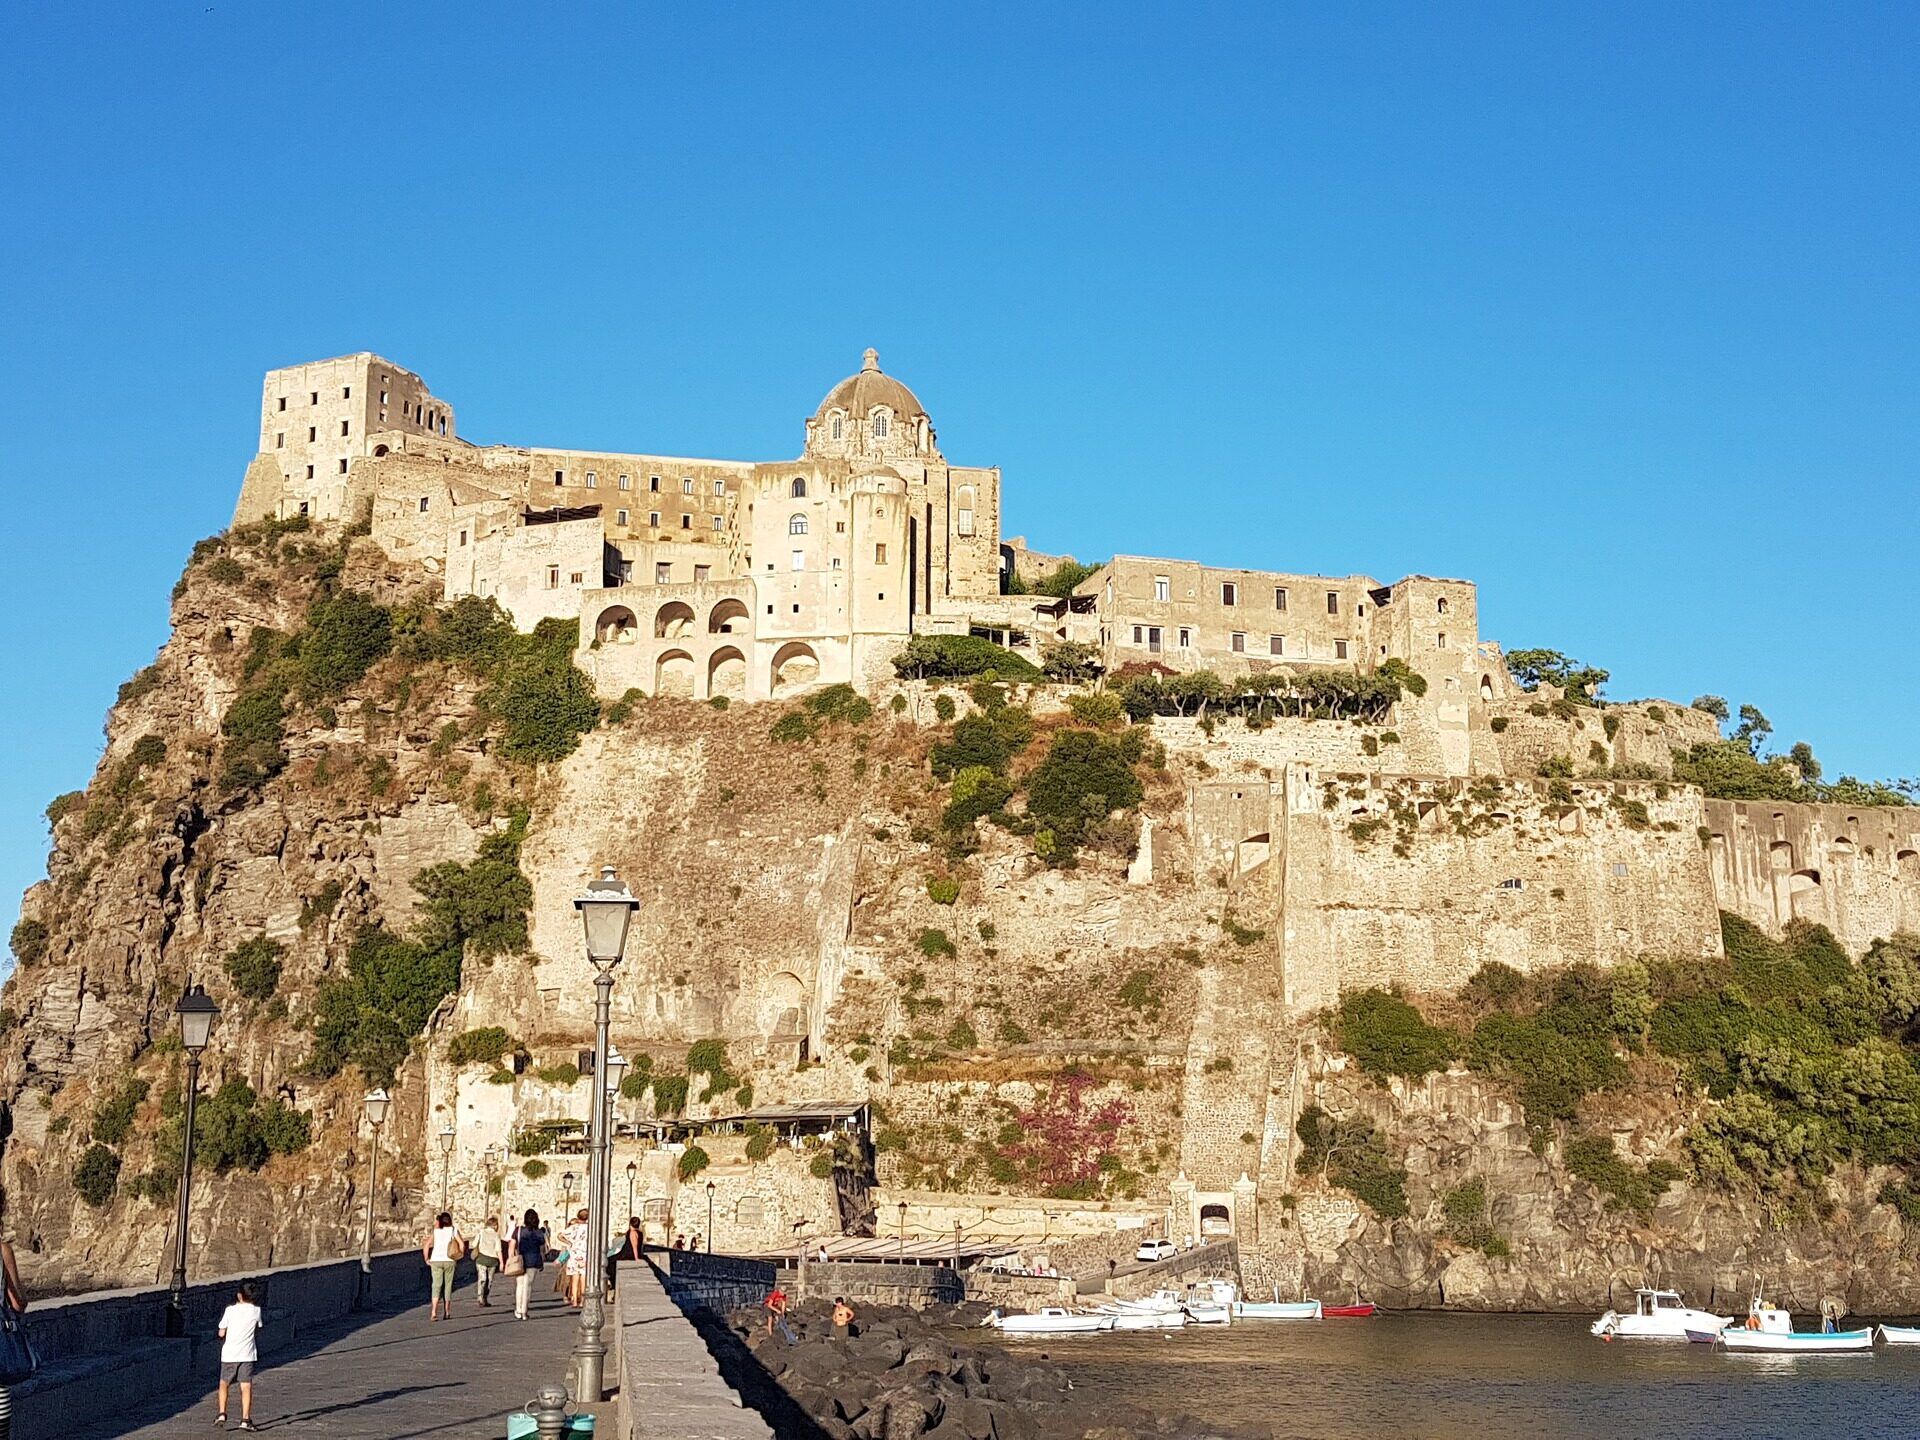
[1176,1279,1237,1325]
[987,1307,1115,1335]
[1700,1297,1873,1352]
[1879,1324,1920,1345]
[1100,1289,1186,1313]
[1592,1287,1732,1340]
[1234,1298,1324,1319]
[1108,1307,1190,1330]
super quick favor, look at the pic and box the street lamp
[437,1125,456,1210]
[570,865,637,1403]
[483,1143,504,1227]
[625,1160,638,1231]
[898,1200,908,1260]
[166,983,219,1337]
[561,1171,576,1211]
[706,1180,715,1253]
[359,1087,391,1306]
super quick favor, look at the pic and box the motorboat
[1592,1287,1732,1340]
[1234,1298,1324,1319]
[1323,1302,1378,1318]
[1101,1289,1186,1313]
[1879,1323,1920,1345]
[986,1307,1115,1335]
[1697,1296,1872,1352]
[1175,1279,1236,1325]
[1107,1307,1190,1330]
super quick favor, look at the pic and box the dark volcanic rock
[713,1300,1271,1440]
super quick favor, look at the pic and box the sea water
[989,1312,1920,1438]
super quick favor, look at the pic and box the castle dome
[815,348,927,425]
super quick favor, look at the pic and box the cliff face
[8,518,1920,1318]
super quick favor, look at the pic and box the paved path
[109,1285,585,1439]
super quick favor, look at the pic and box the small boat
[1180,1279,1237,1325]
[1592,1287,1732,1340]
[1234,1299,1324,1319]
[1107,1307,1189,1330]
[1700,1296,1872,1353]
[1322,1302,1378,1318]
[1879,1324,1920,1345]
[987,1307,1115,1335]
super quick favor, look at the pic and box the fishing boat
[1591,1287,1732,1340]
[1878,1323,1920,1345]
[986,1307,1115,1335]
[1692,1296,1872,1352]
[1234,1296,1324,1319]
[1181,1280,1237,1325]
[1107,1307,1190,1330]
[1322,1302,1378,1318]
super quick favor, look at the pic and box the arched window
[788,514,808,535]
[829,414,843,441]
[956,485,975,537]
[872,409,890,439]
[790,477,807,498]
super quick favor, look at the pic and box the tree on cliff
[1503,648,1609,704]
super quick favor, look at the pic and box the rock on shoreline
[694,1299,1272,1440]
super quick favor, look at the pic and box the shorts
[220,1361,256,1383]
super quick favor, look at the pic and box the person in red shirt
[764,1285,795,1343]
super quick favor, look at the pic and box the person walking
[473,1217,502,1309]
[214,1281,263,1431]
[509,1209,545,1320]
[0,1235,30,1440]
[764,1283,795,1344]
[423,1212,463,1321]
[562,1208,589,1310]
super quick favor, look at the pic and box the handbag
[0,1301,38,1386]
[448,1233,467,1261]
[502,1229,526,1277]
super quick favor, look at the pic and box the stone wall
[1705,797,1920,954]
[1489,695,1720,780]
[1274,765,1723,1009]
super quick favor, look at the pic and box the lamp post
[898,1200,908,1260]
[483,1143,504,1229]
[165,984,220,1337]
[437,1125,456,1211]
[625,1160,638,1232]
[706,1180,715,1253]
[570,865,637,1404]
[561,1171,576,1212]
[359,1087,391,1306]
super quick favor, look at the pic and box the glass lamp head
[574,866,638,970]
[175,983,220,1054]
[438,1125,456,1156]
[363,1087,391,1128]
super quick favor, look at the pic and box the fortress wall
[1151,698,1458,782]
[1489,698,1720,780]
[1704,798,1920,953]
[1276,767,1722,1012]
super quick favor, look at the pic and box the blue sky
[1,2,1915,942]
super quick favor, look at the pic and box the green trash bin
[506,1411,594,1438]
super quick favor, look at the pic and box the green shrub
[45,791,85,828]
[523,1159,549,1180]
[944,1017,978,1050]
[1489,716,1509,733]
[447,1026,518,1067]
[677,1145,711,1182]
[1333,989,1456,1081]
[604,687,645,725]
[916,928,956,959]
[1564,1136,1682,1220]
[535,1063,581,1086]
[926,875,960,905]
[931,710,1034,778]
[1042,641,1105,683]
[1468,1007,1624,1134]
[933,693,957,722]
[1443,1175,1503,1253]
[1066,691,1126,728]
[117,663,165,706]
[651,1070,689,1116]
[892,635,1044,681]
[10,918,49,967]
[744,1125,776,1162]
[942,766,1014,830]
[1295,1105,1408,1219]
[73,1144,122,1206]
[1025,727,1145,854]
[223,937,285,1001]
[91,1078,151,1145]
[488,618,600,761]
[299,879,345,931]
[299,591,393,696]
[809,1151,835,1178]
[771,712,814,743]
[803,684,873,725]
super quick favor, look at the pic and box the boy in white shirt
[216,1281,263,1431]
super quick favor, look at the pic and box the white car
[1135,1239,1177,1262]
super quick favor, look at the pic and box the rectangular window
[957,507,975,536]
[1178,627,1192,648]
[1269,635,1284,656]
[875,543,887,564]
[649,475,660,492]
[305,464,314,479]
[343,385,352,399]
[298,501,309,516]
[458,530,467,546]
[694,564,711,582]
[277,397,287,412]
[340,420,350,437]
[835,520,846,533]
[1437,632,1447,649]
[585,471,597,488]
[831,557,842,569]
[1326,591,1339,615]
[1147,626,1162,652]
[714,480,726,497]
[648,512,659,528]
[309,391,318,405]
[1154,576,1170,602]
[656,562,671,583]
[1132,625,1143,644]
[1221,581,1238,606]
[338,459,348,474]
[308,426,317,442]
[1335,640,1349,660]
[379,390,388,405]
[713,515,724,530]
[1612,862,1629,878]
[275,433,285,448]
[681,478,694,494]
[616,509,629,526]
[555,469,565,485]
[569,571,584,584]
[618,475,630,490]
[1231,631,1246,653]
[417,497,429,513]
[680,514,691,529]
[545,565,560,590]
[1274,587,1288,611]
[791,549,804,571]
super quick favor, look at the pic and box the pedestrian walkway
[108,1283,583,1438]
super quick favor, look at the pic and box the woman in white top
[422,1211,463,1321]
[472,1217,503,1308]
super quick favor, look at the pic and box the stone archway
[656,649,696,698]
[770,641,820,694]
[595,605,639,644]
[655,601,696,639]
[709,598,751,634]
[708,646,747,699]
